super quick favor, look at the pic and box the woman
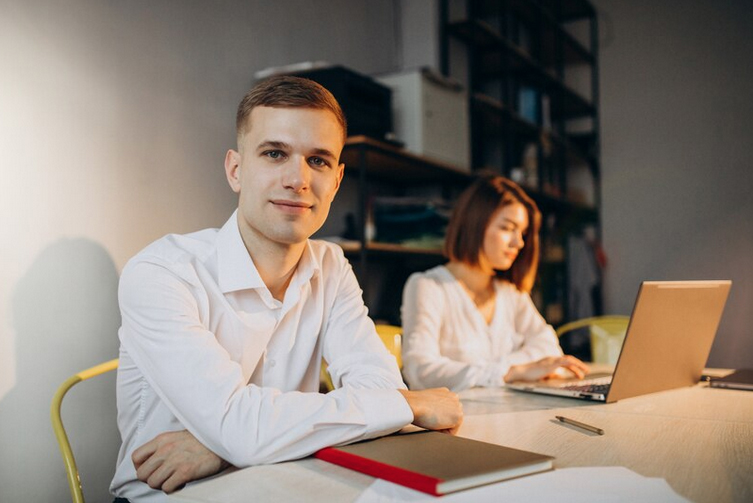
[401,174,589,391]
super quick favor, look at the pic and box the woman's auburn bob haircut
[443,173,542,293]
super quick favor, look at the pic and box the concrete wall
[594,0,753,367]
[0,1,401,500]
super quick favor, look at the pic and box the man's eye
[309,156,329,167]
[264,150,284,160]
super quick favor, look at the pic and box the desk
[169,384,753,503]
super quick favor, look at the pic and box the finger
[145,460,175,491]
[162,468,190,494]
[132,440,159,469]
[564,355,590,371]
[562,363,587,379]
[135,452,164,483]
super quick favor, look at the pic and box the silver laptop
[508,280,731,403]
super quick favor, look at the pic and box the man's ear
[224,149,241,193]
[334,163,345,192]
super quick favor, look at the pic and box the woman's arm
[401,274,511,391]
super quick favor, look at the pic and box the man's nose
[282,156,310,192]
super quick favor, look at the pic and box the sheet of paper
[354,467,689,503]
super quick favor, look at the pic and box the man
[110,76,463,502]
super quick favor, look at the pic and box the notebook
[508,280,731,403]
[314,430,553,495]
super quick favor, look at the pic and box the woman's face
[480,202,529,273]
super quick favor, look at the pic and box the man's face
[225,106,345,250]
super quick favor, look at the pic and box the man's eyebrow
[310,148,338,160]
[256,140,290,151]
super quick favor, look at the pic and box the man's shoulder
[125,227,220,273]
[307,238,349,267]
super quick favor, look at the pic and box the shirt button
[268,359,276,367]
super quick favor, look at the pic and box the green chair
[320,324,403,392]
[556,316,630,364]
[50,358,119,503]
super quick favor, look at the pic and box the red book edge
[314,446,443,496]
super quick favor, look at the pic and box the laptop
[508,280,731,403]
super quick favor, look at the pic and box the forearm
[403,354,509,391]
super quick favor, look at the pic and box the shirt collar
[217,210,322,294]
[217,210,266,293]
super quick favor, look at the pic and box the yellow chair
[375,324,402,369]
[320,324,403,392]
[556,316,630,364]
[50,358,119,503]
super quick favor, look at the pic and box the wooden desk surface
[170,384,753,503]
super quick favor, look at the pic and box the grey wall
[594,0,753,367]
[0,1,402,501]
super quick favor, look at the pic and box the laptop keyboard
[558,376,613,394]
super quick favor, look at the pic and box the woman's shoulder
[494,278,527,299]
[407,264,454,285]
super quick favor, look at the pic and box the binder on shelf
[314,431,554,496]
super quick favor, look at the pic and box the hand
[504,355,590,383]
[132,430,230,494]
[398,388,463,435]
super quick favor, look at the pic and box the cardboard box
[378,69,470,171]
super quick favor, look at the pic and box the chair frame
[50,358,119,503]
[555,316,630,337]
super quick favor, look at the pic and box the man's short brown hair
[236,75,347,143]
[444,174,542,293]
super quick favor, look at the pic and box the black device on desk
[710,369,753,391]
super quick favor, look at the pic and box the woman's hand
[503,355,590,383]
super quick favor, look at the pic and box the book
[710,369,753,391]
[313,431,554,496]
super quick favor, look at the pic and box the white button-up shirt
[111,211,412,502]
[401,265,562,392]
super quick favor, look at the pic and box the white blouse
[401,265,562,391]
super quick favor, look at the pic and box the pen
[555,415,604,435]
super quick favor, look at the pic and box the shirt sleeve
[401,274,510,391]
[321,249,410,394]
[118,256,412,468]
[505,291,563,366]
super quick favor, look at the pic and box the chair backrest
[556,316,629,364]
[50,358,119,503]
[320,324,403,392]
[375,324,403,368]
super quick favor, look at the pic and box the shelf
[471,0,594,23]
[448,19,594,120]
[526,190,599,222]
[341,136,472,185]
[540,0,595,21]
[339,241,444,258]
[472,93,540,140]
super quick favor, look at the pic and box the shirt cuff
[356,388,414,435]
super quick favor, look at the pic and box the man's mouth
[271,199,313,213]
